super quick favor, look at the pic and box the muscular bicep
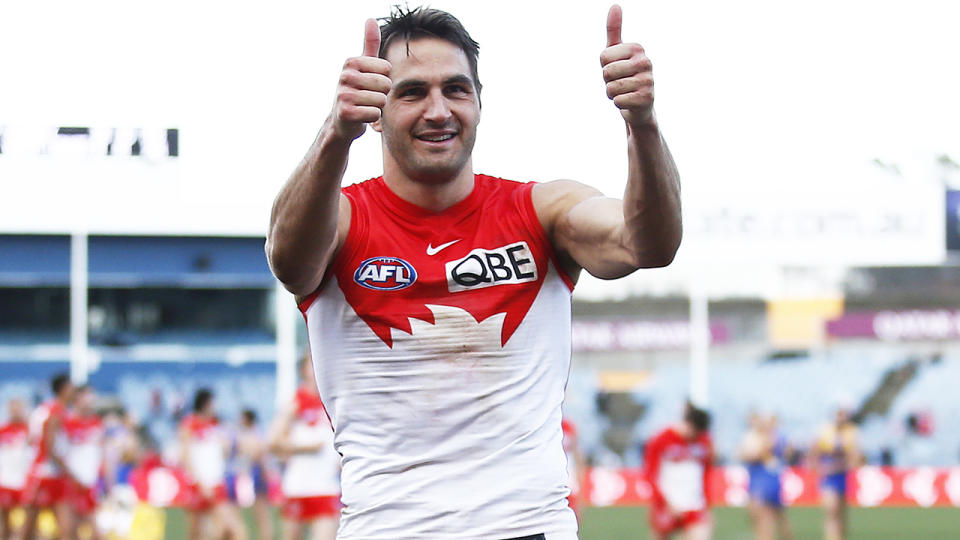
[533,180,641,281]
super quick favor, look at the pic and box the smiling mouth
[416,133,456,143]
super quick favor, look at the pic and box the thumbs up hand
[600,5,655,127]
[331,19,393,141]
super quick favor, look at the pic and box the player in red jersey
[63,385,105,540]
[643,402,713,540]
[266,4,681,537]
[0,399,32,540]
[561,418,587,520]
[179,389,247,540]
[21,373,78,540]
[268,355,339,540]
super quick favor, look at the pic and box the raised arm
[266,19,392,296]
[534,5,681,281]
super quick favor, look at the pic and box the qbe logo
[354,257,417,291]
[445,241,538,293]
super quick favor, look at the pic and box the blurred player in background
[0,399,32,540]
[561,417,587,521]
[739,412,792,540]
[63,385,104,540]
[268,356,339,540]
[231,409,273,540]
[21,372,78,540]
[179,389,247,540]
[810,404,861,540]
[266,3,680,537]
[643,402,713,540]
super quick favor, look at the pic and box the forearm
[267,118,351,295]
[621,117,682,268]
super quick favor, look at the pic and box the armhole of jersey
[297,190,365,314]
[518,182,575,291]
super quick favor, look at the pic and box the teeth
[420,134,454,142]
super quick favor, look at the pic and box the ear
[371,117,383,133]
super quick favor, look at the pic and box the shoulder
[531,180,603,223]
[649,428,672,446]
[341,176,382,202]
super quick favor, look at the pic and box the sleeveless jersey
[29,400,68,478]
[816,422,857,474]
[180,414,226,488]
[644,427,713,512]
[281,387,340,498]
[300,175,578,539]
[0,422,32,489]
[64,414,104,487]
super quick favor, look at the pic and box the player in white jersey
[266,5,681,538]
[0,399,32,540]
[179,389,247,540]
[63,385,105,540]
[269,356,340,540]
[22,372,78,540]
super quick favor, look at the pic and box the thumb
[606,4,622,47]
[363,18,381,57]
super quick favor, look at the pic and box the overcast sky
[1,0,958,297]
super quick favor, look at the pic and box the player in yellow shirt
[810,405,862,540]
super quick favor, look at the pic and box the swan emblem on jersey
[353,257,418,291]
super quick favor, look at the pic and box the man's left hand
[600,4,655,128]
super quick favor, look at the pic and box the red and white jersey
[180,414,226,489]
[561,418,580,496]
[28,400,68,478]
[300,175,577,539]
[282,388,339,498]
[64,414,104,488]
[644,427,713,512]
[0,421,32,489]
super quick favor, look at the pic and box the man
[0,399,32,540]
[268,356,340,540]
[21,373,78,540]
[266,5,680,538]
[63,385,105,540]
[810,404,861,540]
[230,409,273,540]
[178,389,247,540]
[739,412,793,540]
[643,403,713,540]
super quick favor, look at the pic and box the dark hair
[51,372,71,396]
[193,388,213,413]
[379,6,482,96]
[684,401,711,433]
[242,408,257,425]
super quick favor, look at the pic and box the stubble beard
[383,121,478,186]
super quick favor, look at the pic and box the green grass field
[164,505,960,539]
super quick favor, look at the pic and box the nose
[422,89,451,124]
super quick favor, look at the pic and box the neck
[382,159,476,213]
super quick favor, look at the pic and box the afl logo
[353,257,417,291]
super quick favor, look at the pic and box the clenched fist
[600,5,654,127]
[331,19,393,141]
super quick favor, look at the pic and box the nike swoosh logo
[426,239,461,256]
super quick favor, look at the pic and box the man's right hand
[331,18,393,141]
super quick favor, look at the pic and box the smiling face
[374,37,481,185]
